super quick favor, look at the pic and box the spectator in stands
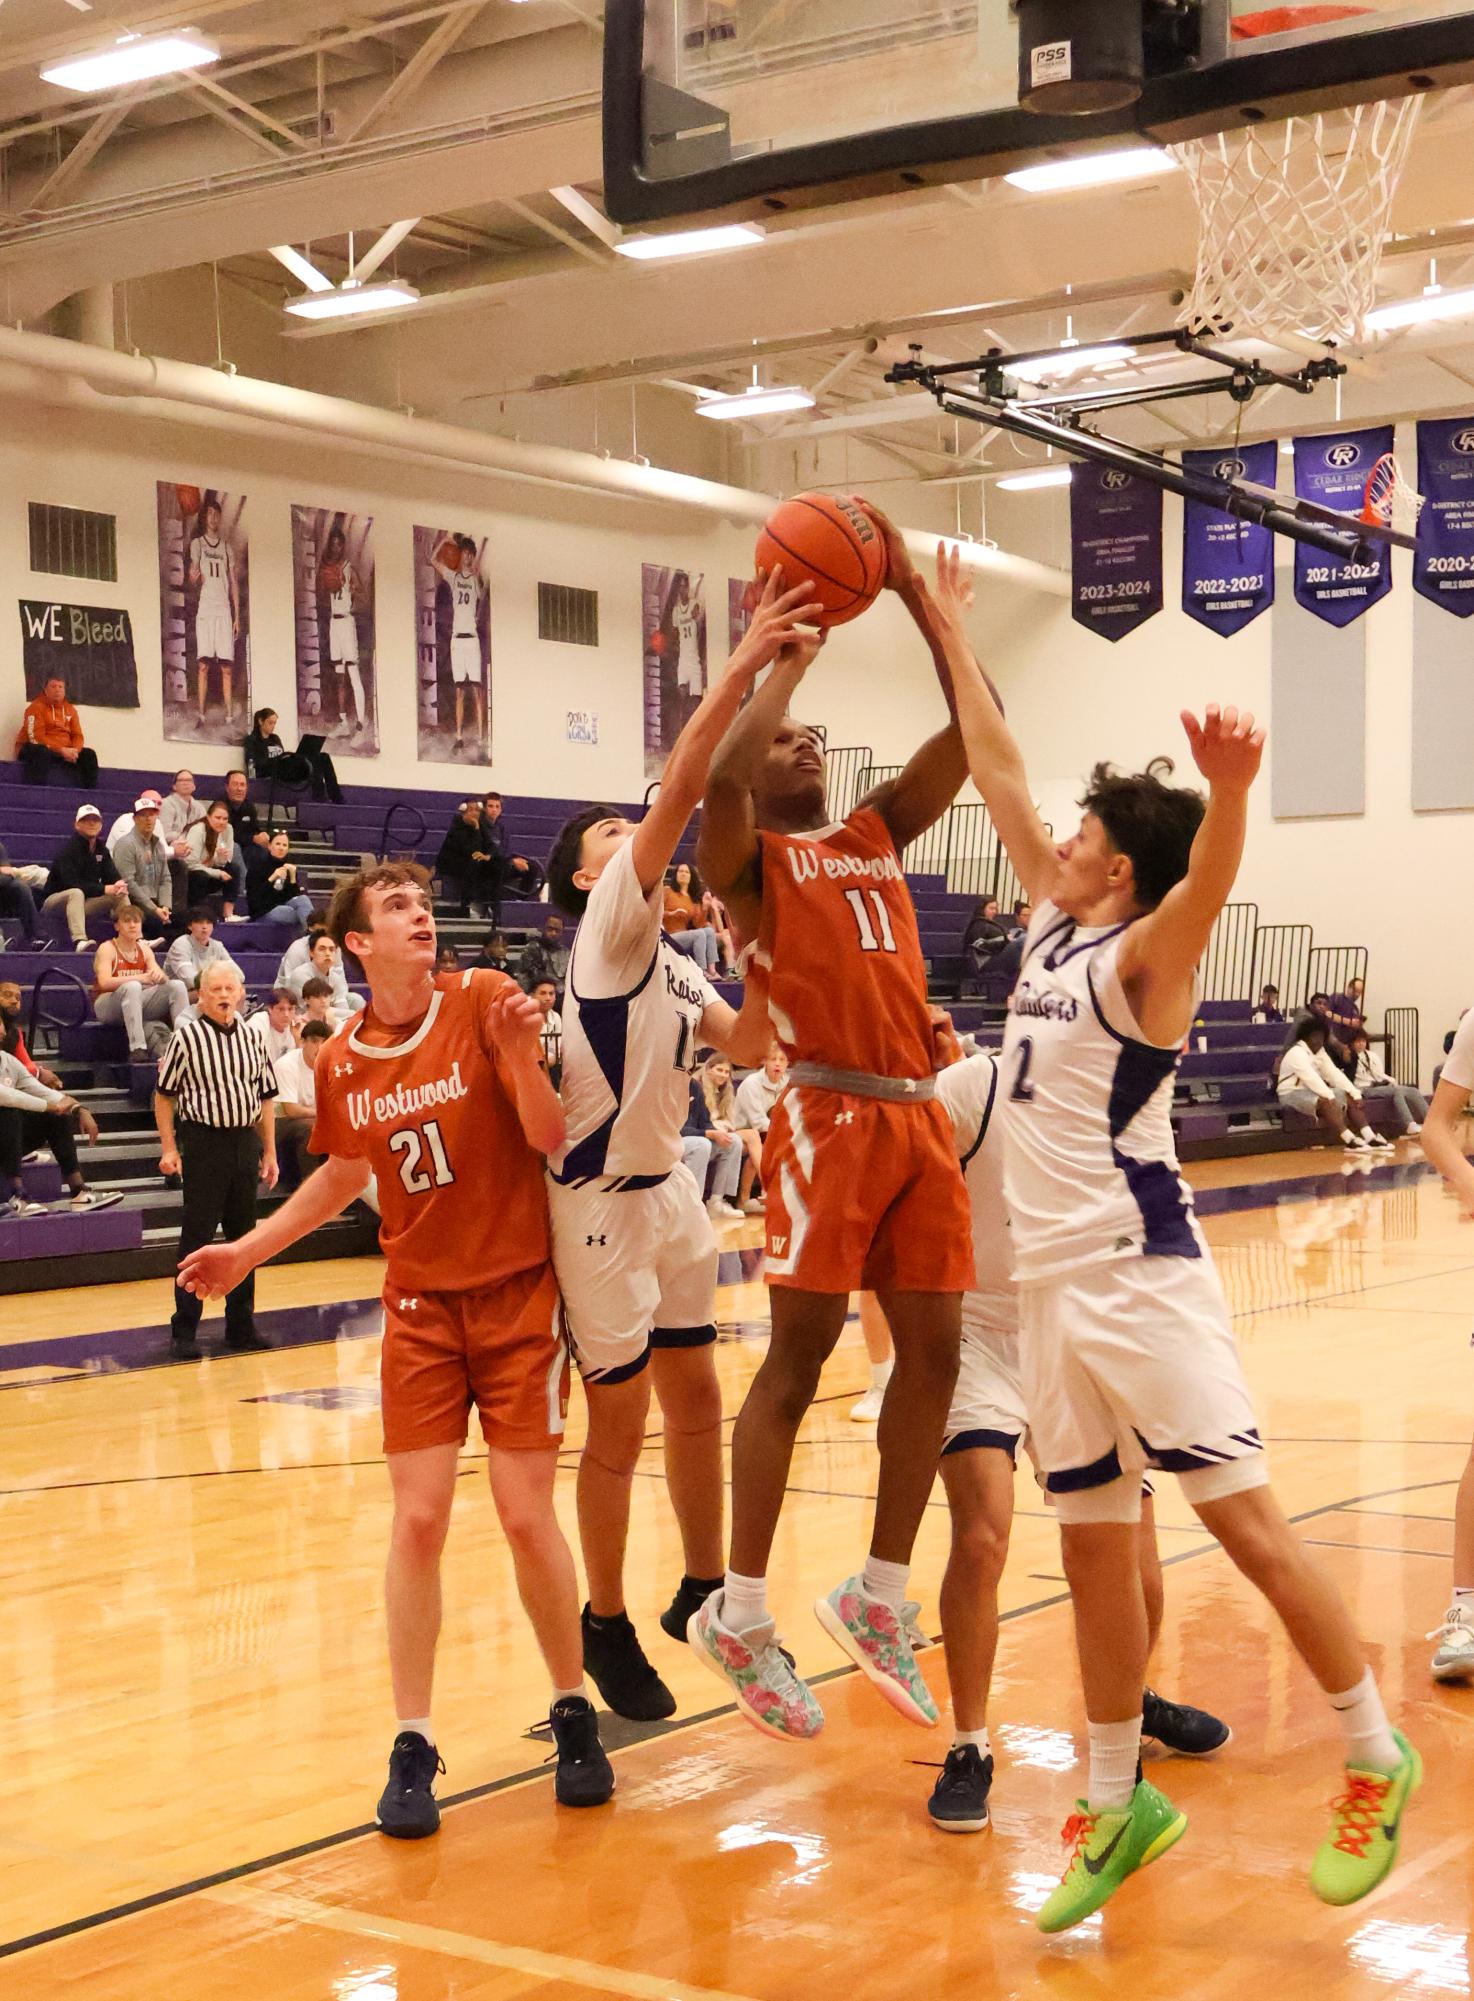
[107,789,162,852]
[1254,983,1284,1024]
[435,799,498,917]
[680,1079,712,1197]
[1291,993,1354,1070]
[471,928,511,974]
[224,769,270,857]
[298,975,337,1029]
[960,895,1008,994]
[158,771,201,911]
[42,804,126,953]
[1276,1019,1391,1150]
[183,800,245,921]
[663,861,720,975]
[247,987,300,1088]
[0,980,59,1087]
[530,976,562,1086]
[0,1042,120,1214]
[734,1040,788,1146]
[1326,977,1368,1037]
[93,903,189,1060]
[702,883,739,976]
[274,1018,333,1187]
[1009,900,1033,940]
[518,912,569,994]
[244,706,344,803]
[246,828,313,928]
[699,1051,763,1217]
[272,917,329,990]
[15,676,98,787]
[112,796,175,937]
[164,907,238,993]
[282,932,352,1019]
[0,839,45,945]
[1348,1029,1428,1136]
[480,792,538,905]
[436,943,462,975]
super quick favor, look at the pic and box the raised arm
[491,984,567,1157]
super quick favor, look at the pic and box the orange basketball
[649,629,667,657]
[754,492,887,627]
[176,484,202,518]
[436,537,461,572]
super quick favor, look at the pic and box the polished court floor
[4,1144,1472,1996]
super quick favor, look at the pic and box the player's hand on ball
[177,1240,252,1300]
[491,984,546,1062]
[729,569,820,679]
[1181,705,1265,793]
[851,497,914,592]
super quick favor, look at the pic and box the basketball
[649,629,667,657]
[754,492,887,627]
[175,484,201,518]
[436,537,461,572]
[320,561,344,594]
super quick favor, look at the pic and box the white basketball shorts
[449,633,481,685]
[195,612,234,664]
[1018,1252,1268,1523]
[942,1310,1028,1460]
[329,615,359,667]
[548,1161,717,1383]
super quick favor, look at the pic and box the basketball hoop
[1171,8,1422,346]
[1360,451,1424,533]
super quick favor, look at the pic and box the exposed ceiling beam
[502,193,610,265]
[549,182,620,249]
[339,1,485,147]
[186,83,290,161]
[24,89,142,212]
[353,215,421,280]
[185,70,310,151]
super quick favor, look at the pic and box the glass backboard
[603,0,1474,224]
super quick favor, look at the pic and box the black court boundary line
[2,1469,1458,1965]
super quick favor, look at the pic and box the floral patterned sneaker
[813,1576,940,1726]
[688,1591,824,1741]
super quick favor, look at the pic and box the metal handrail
[25,965,90,1058]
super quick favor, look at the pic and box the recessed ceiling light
[695,384,816,420]
[615,223,765,262]
[1365,284,1474,332]
[283,279,420,321]
[1004,147,1175,194]
[41,30,218,91]
[996,466,1073,490]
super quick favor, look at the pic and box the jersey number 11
[844,888,897,954]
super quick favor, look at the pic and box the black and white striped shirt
[157,1013,278,1128]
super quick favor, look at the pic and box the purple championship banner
[1415,417,1474,617]
[1070,464,1163,642]
[1180,442,1277,637]
[1292,428,1394,626]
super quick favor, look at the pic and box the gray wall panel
[1271,583,1366,820]
[1412,594,1474,812]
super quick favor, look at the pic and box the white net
[1170,98,1422,344]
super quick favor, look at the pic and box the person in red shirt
[15,676,99,787]
[178,860,612,1835]
[689,507,975,1741]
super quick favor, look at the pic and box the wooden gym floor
[3,1142,1472,1998]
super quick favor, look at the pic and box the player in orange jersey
[689,509,975,1739]
[178,861,613,1834]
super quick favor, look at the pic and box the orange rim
[1231,5,1373,38]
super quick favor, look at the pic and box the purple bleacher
[0,1204,141,1260]
[1196,999,1254,1022]
[21,1158,65,1202]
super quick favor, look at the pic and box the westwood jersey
[450,567,480,637]
[190,534,232,614]
[311,968,549,1291]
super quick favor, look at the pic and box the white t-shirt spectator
[734,1068,786,1134]
[163,933,239,988]
[275,1046,317,1115]
[1277,1042,1345,1101]
[1442,1010,1474,1094]
[539,1008,563,1075]
[1352,1048,1393,1090]
[246,1009,298,1093]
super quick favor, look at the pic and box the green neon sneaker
[1310,1731,1422,1906]
[1036,1780,1187,1934]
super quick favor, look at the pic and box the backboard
[603,0,1474,226]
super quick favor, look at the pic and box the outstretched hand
[1181,705,1265,795]
[908,540,974,649]
[177,1239,254,1301]
[727,569,821,680]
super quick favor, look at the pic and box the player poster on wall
[292,505,378,756]
[729,575,757,654]
[156,482,250,746]
[642,563,706,777]
[414,526,491,765]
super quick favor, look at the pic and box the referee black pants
[171,1120,261,1342]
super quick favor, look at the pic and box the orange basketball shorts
[761,1086,974,1295]
[379,1262,568,1456]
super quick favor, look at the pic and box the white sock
[869,1359,894,1392]
[722,1569,769,1634]
[1327,1668,1400,1771]
[551,1683,589,1708]
[861,1554,910,1612]
[397,1715,433,1744]
[1360,1126,1379,1140]
[1087,1716,1142,1810]
[953,1724,991,1755]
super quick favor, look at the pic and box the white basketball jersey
[330,563,355,617]
[1001,900,1201,1283]
[551,839,718,1184]
[192,535,231,614]
[935,1051,1018,1347]
[674,605,700,673]
[450,569,479,637]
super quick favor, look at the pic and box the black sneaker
[549,1696,615,1807]
[224,1329,273,1352]
[1142,1686,1232,1757]
[926,1745,993,1833]
[376,1730,445,1839]
[582,1605,675,1720]
[169,1331,202,1360]
[660,1575,721,1643]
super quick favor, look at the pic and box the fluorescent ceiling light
[1008,343,1137,384]
[1005,147,1174,194]
[615,223,765,262]
[996,466,1073,491]
[1365,284,1474,332]
[41,31,218,91]
[283,279,420,321]
[695,384,816,420]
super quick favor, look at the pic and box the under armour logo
[834,1110,856,1126]
[334,1063,353,1077]
[586,1234,606,1247]
[399,1296,418,1312]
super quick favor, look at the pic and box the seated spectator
[244,706,343,803]
[281,932,352,1019]
[93,903,189,1060]
[0,1042,121,1214]
[529,976,562,1086]
[183,800,245,920]
[1008,900,1033,941]
[436,799,500,918]
[15,675,98,787]
[471,928,512,974]
[112,796,175,937]
[298,975,338,1030]
[518,912,569,994]
[679,1076,713,1196]
[246,829,313,927]
[1276,1019,1391,1151]
[1253,983,1284,1025]
[960,895,1008,994]
[702,884,738,976]
[272,918,330,991]
[224,768,270,865]
[0,980,58,1085]
[247,987,300,1088]
[158,770,202,910]
[734,1040,789,1144]
[1348,1029,1429,1136]
[1326,976,1368,1037]
[0,838,45,945]
[480,792,541,904]
[108,789,162,852]
[436,943,462,975]
[1289,993,1354,1071]
[42,804,126,953]
[698,1051,763,1217]
[274,1019,333,1186]
[164,907,239,993]
[663,861,719,975]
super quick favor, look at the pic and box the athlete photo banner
[729,575,757,654]
[1180,443,1277,637]
[642,563,706,778]
[292,505,378,757]
[1415,416,1474,617]
[1292,428,1394,627]
[414,526,491,765]
[156,481,250,749]
[1070,465,1163,641]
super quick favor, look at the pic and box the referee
[155,959,279,1359]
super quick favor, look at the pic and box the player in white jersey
[922,542,1420,1930]
[671,571,704,703]
[321,526,367,739]
[925,1039,1229,1836]
[544,570,817,1721]
[188,498,239,727]
[432,536,486,753]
